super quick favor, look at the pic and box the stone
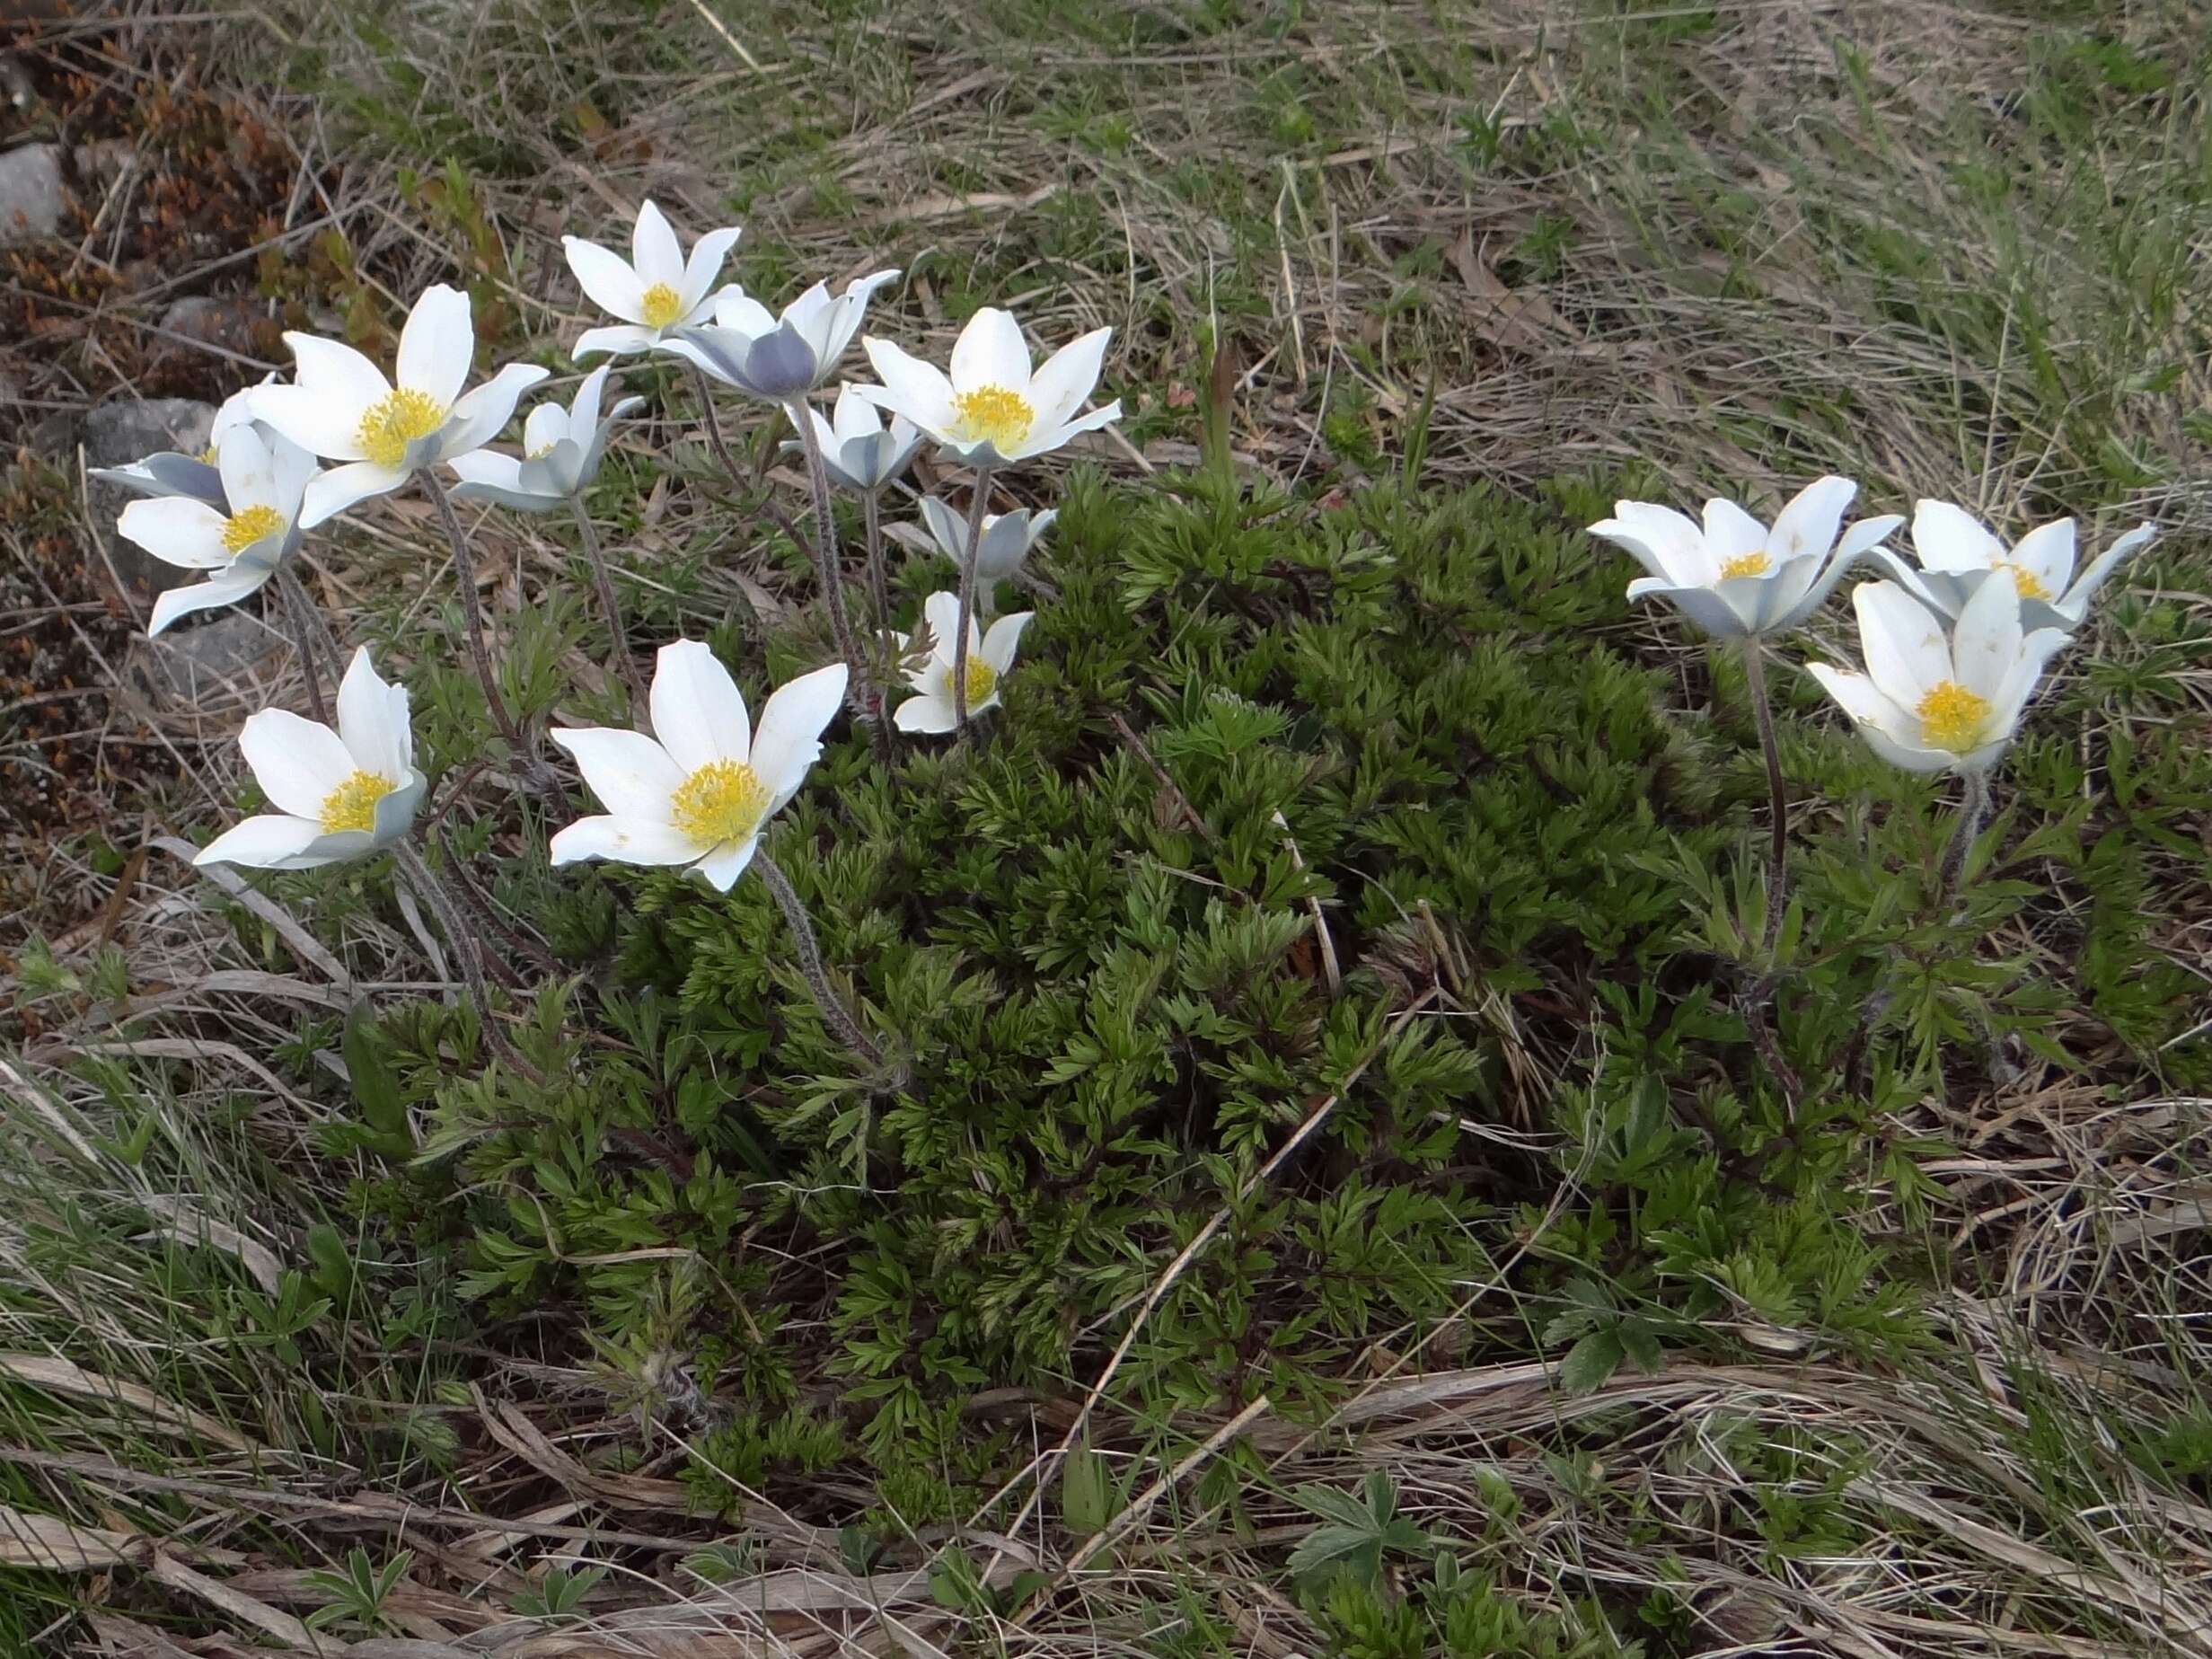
[81,396,218,601]
[135,610,281,705]
[156,295,274,360]
[0,142,63,244]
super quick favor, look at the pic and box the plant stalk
[1942,767,1992,905]
[753,847,886,1070]
[274,565,331,725]
[419,469,533,763]
[863,488,896,662]
[568,495,647,713]
[788,401,888,763]
[392,839,546,1086]
[952,470,993,729]
[1741,639,1789,955]
[687,361,750,493]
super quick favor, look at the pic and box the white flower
[1804,571,2070,775]
[1887,500,2157,632]
[893,590,1033,733]
[196,648,426,869]
[447,366,642,512]
[918,494,1054,593]
[89,380,275,507]
[858,306,1120,468]
[247,284,549,528]
[565,199,743,361]
[549,641,847,892]
[118,423,317,635]
[662,270,900,402]
[783,385,923,493]
[1588,476,1904,639]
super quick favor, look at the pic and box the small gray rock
[0,142,63,245]
[136,610,280,703]
[83,396,219,603]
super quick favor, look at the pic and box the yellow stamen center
[639,282,685,331]
[669,759,771,849]
[1719,551,1771,579]
[1996,560,2051,603]
[320,770,395,834]
[948,385,1035,454]
[221,504,285,554]
[198,445,219,464]
[1915,680,1993,753]
[356,388,449,470]
[947,657,999,707]
[525,443,555,462]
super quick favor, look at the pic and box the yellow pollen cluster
[1915,680,1991,753]
[670,759,771,849]
[949,385,1035,454]
[221,504,285,555]
[639,282,685,330]
[1996,560,2051,602]
[1719,551,1772,579]
[320,770,395,834]
[356,388,448,469]
[948,657,998,707]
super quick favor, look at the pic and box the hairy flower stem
[862,490,896,672]
[952,470,993,729]
[274,566,332,725]
[753,848,887,1070]
[1942,767,1992,905]
[687,362,751,493]
[392,840,545,1087]
[419,470,536,771]
[568,497,646,713]
[788,402,890,764]
[1741,640,1789,956]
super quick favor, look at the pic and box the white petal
[119,496,232,569]
[1951,566,2024,702]
[780,282,837,363]
[679,225,744,314]
[1010,400,1120,460]
[1589,521,1687,586]
[335,647,411,783]
[2056,523,2156,623]
[282,331,390,413]
[548,726,683,820]
[1803,661,1911,736]
[630,199,684,288]
[550,815,702,869]
[268,432,318,514]
[1701,498,1767,564]
[1860,722,1960,774]
[921,588,971,664]
[1911,499,2005,574]
[195,814,330,869]
[301,461,408,528]
[711,287,780,338]
[894,691,958,734]
[216,424,278,514]
[573,323,657,361]
[522,402,568,456]
[817,270,900,370]
[830,383,883,444]
[950,306,1030,392]
[1855,580,1953,709]
[237,708,357,818]
[371,774,426,844]
[918,495,967,560]
[397,285,474,406]
[980,610,1034,673]
[690,836,760,891]
[564,235,647,322]
[2008,519,2077,596]
[570,365,611,437]
[858,340,957,432]
[1023,326,1109,428]
[751,662,849,808]
[436,364,551,460]
[248,383,371,463]
[147,566,272,634]
[1625,579,1750,639]
[1766,474,1855,564]
[1607,501,1706,581]
[650,640,750,772]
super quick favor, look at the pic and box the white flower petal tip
[199,649,420,869]
[917,495,1053,589]
[1807,574,2065,776]
[548,644,842,887]
[851,305,1118,467]
[1895,501,2155,631]
[564,202,744,353]
[667,269,897,402]
[1590,477,1892,638]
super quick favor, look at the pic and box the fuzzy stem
[419,469,532,762]
[1741,639,1789,955]
[788,401,889,763]
[753,847,886,1069]
[274,566,331,725]
[1942,767,1992,905]
[687,361,750,493]
[863,488,896,657]
[569,495,647,714]
[952,470,993,729]
[392,840,546,1086]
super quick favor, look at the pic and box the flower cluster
[97,198,1124,1065]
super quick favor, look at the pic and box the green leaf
[1558,1328,1625,1395]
